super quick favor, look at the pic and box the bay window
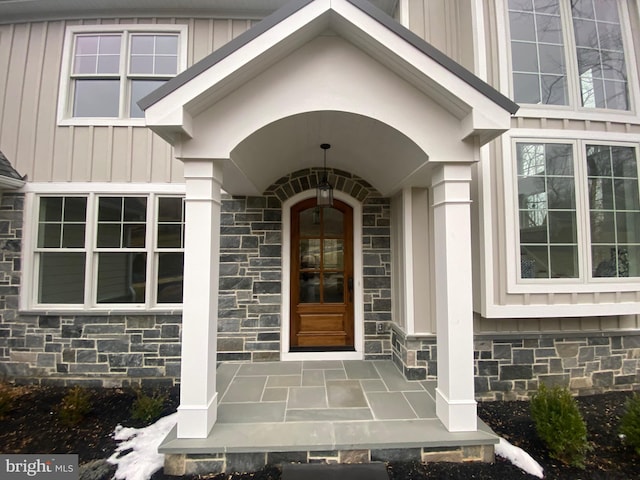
[33,194,184,308]
[516,141,640,280]
[508,0,631,110]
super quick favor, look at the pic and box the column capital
[430,163,473,207]
[182,158,226,181]
[430,162,473,187]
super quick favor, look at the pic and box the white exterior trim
[281,189,364,362]
[401,187,416,334]
[496,0,640,120]
[22,182,186,194]
[57,24,188,126]
[19,182,186,313]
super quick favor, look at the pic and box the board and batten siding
[406,0,476,72]
[0,17,256,184]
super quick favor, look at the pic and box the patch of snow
[108,412,177,480]
[495,437,544,479]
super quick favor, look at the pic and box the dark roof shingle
[0,151,24,181]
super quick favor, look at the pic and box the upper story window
[508,0,631,111]
[58,25,187,125]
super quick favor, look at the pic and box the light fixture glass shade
[316,176,334,207]
[316,143,334,207]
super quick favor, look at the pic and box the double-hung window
[59,25,186,123]
[508,0,631,110]
[516,141,640,279]
[33,194,185,308]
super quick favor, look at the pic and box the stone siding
[217,168,393,362]
[0,169,394,385]
[392,325,640,399]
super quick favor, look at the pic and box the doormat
[281,462,389,480]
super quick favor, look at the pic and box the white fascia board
[461,109,511,144]
[145,106,194,144]
[144,0,330,137]
[332,0,512,122]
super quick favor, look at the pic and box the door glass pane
[323,273,344,303]
[323,208,344,236]
[299,272,320,303]
[300,207,321,236]
[323,239,343,269]
[300,239,320,270]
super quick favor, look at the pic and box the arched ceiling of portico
[230,110,427,197]
[177,34,471,196]
[144,0,518,196]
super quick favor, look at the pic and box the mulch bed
[0,384,638,479]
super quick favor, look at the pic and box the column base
[436,388,477,432]
[176,393,218,438]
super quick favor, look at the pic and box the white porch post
[432,163,477,432]
[177,159,223,439]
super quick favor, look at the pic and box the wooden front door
[290,198,354,350]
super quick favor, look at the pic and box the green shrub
[59,386,92,426]
[620,394,640,456]
[131,389,167,424]
[530,384,591,468]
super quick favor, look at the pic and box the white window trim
[502,131,640,294]
[280,190,364,362]
[20,183,186,313]
[496,0,640,121]
[57,24,188,127]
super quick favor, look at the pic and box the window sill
[57,117,148,127]
[514,106,640,124]
[19,307,183,316]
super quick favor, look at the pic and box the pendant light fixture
[316,143,334,207]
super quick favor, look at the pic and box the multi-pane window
[587,145,640,277]
[34,194,184,307]
[37,197,88,303]
[67,29,181,119]
[516,142,640,280]
[517,143,578,278]
[508,0,630,110]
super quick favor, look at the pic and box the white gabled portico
[141,0,517,439]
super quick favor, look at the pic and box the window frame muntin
[505,131,640,293]
[57,24,188,127]
[23,185,186,312]
[500,0,640,119]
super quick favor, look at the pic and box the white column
[177,159,223,439]
[431,163,477,432]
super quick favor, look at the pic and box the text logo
[0,455,78,480]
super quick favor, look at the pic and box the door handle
[347,276,353,302]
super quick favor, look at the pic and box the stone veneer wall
[0,192,183,386]
[392,325,640,399]
[217,168,393,362]
[0,169,394,385]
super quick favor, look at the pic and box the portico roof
[141,0,518,196]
